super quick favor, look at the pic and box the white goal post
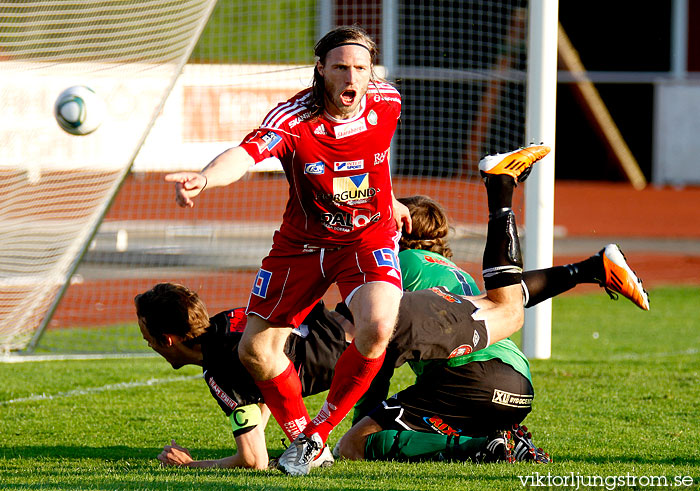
[523,0,559,360]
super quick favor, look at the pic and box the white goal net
[1,0,529,354]
[0,0,218,352]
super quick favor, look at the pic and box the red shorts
[246,233,402,328]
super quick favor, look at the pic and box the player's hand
[158,439,194,467]
[392,198,412,234]
[164,172,207,208]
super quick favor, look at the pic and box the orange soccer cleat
[599,244,650,311]
[478,145,551,183]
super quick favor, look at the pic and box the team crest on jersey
[448,344,473,358]
[334,160,364,171]
[250,131,282,154]
[252,269,272,298]
[304,162,325,174]
[331,173,376,204]
[334,118,367,139]
[367,109,378,125]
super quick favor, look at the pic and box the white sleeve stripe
[262,93,311,128]
[268,104,308,128]
[262,101,293,127]
[264,93,309,122]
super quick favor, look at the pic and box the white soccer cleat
[278,432,325,476]
[478,145,551,183]
[310,444,334,469]
[599,244,650,311]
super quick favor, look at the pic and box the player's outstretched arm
[165,146,255,208]
[157,404,271,469]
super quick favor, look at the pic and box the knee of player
[356,320,394,348]
[237,341,268,371]
[335,433,366,461]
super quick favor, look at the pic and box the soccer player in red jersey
[165,26,411,475]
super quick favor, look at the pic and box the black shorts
[368,358,533,437]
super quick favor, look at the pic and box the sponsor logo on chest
[330,173,376,204]
[304,161,325,174]
[334,118,368,139]
[334,160,364,171]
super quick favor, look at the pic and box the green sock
[364,430,488,462]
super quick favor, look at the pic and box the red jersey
[239,82,401,250]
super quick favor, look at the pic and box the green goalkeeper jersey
[398,249,532,384]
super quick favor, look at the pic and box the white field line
[0,353,158,363]
[1,374,200,406]
[552,347,699,362]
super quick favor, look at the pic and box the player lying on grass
[135,147,649,470]
[334,147,650,463]
[134,281,507,470]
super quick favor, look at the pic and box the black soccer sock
[485,175,516,219]
[482,211,523,290]
[522,254,605,307]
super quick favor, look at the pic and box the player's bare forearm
[200,146,255,188]
[164,146,254,208]
[157,430,269,469]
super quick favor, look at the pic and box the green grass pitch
[1,286,699,490]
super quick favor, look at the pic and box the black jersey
[390,287,489,366]
[353,286,490,423]
[200,302,348,419]
[199,287,488,427]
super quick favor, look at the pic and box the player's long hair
[309,25,379,118]
[398,195,454,259]
[134,283,210,346]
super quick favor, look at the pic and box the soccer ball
[54,85,105,135]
